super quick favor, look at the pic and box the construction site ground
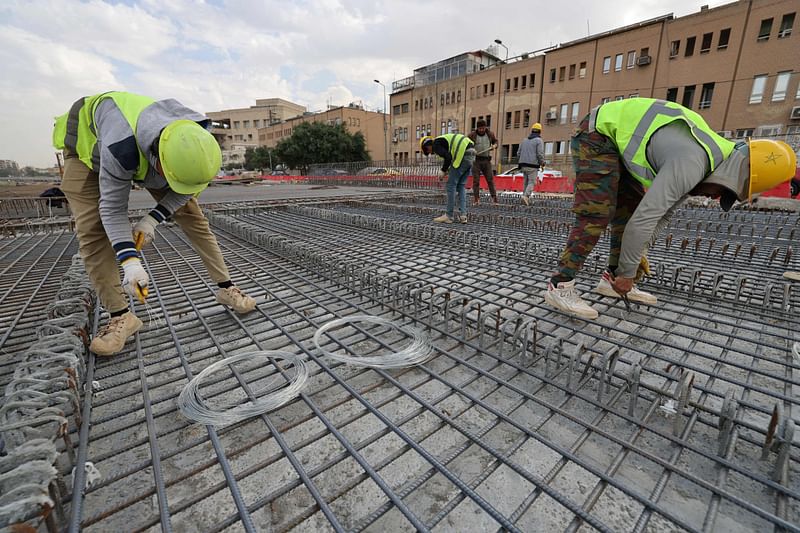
[1,186,798,533]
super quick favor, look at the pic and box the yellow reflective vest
[436,133,474,169]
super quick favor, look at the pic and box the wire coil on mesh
[178,351,309,427]
[313,315,434,368]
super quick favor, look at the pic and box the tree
[274,122,370,174]
[244,146,274,172]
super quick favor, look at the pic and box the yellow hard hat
[158,120,222,195]
[531,123,542,131]
[748,139,797,198]
[419,135,434,152]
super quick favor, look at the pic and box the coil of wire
[313,315,433,368]
[178,351,309,426]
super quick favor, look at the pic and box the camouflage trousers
[552,116,645,284]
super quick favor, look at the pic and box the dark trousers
[471,158,497,200]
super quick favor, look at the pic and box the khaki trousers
[60,151,230,313]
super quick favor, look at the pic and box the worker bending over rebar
[53,91,256,356]
[544,97,796,320]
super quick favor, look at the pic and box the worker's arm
[432,138,452,172]
[617,123,710,278]
[488,130,498,146]
[535,138,545,167]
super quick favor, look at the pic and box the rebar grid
[2,196,798,532]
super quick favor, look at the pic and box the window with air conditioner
[750,75,767,104]
[773,71,791,102]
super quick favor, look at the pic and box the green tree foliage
[244,146,274,172]
[274,122,370,173]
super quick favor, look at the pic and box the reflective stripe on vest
[53,92,155,181]
[438,133,473,168]
[595,99,734,187]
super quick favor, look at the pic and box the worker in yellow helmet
[544,97,796,320]
[53,92,256,356]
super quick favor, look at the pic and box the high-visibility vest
[53,91,155,181]
[593,98,735,187]
[436,133,474,168]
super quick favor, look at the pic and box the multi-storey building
[207,98,307,153]
[390,0,800,171]
[256,104,387,161]
[0,160,19,171]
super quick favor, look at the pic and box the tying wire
[313,315,434,368]
[177,351,309,427]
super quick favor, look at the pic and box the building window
[579,62,587,78]
[470,88,475,100]
[457,90,461,103]
[515,76,520,89]
[626,51,636,69]
[556,141,568,155]
[758,18,773,41]
[394,104,402,115]
[735,129,754,139]
[699,83,715,109]
[247,133,252,140]
[571,102,580,123]
[427,124,431,135]
[614,54,623,71]
[416,125,421,138]
[750,75,767,103]
[441,94,446,106]
[670,40,680,58]
[682,85,696,108]
[233,121,240,129]
[253,119,260,128]
[559,67,565,81]
[701,33,713,53]
[666,88,678,102]
[629,93,639,98]
[685,36,696,57]
[490,82,495,94]
[529,73,535,87]
[559,103,568,124]
[451,91,455,103]
[513,110,521,128]
[402,103,409,113]
[779,13,795,37]
[521,76,527,89]
[569,64,576,79]
[523,109,530,128]
[718,28,731,49]
[615,95,624,101]
[506,78,511,92]
[601,97,611,104]
[550,68,556,82]
[485,115,491,128]
[773,71,792,101]
[544,142,554,155]
[243,120,250,128]
[470,118,476,131]
[602,56,611,73]
[505,112,512,129]
[447,120,453,134]
[483,84,489,96]
[445,93,450,105]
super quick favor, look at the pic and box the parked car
[316,168,348,175]
[270,170,289,176]
[496,166,563,181]
[356,167,402,176]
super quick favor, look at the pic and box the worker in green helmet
[53,91,256,357]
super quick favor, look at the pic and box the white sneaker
[522,196,529,206]
[458,215,468,224]
[783,271,800,281]
[433,214,453,223]
[595,275,658,305]
[543,280,599,319]
[216,286,257,314]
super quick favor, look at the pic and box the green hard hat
[158,120,221,195]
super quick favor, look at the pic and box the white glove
[438,170,447,180]
[122,258,149,302]
[133,214,159,250]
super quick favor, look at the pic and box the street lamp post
[374,79,389,163]
[494,39,509,173]
[494,38,509,61]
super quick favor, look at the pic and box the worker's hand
[610,275,634,296]
[633,256,651,283]
[438,170,447,181]
[133,214,159,250]
[121,258,149,303]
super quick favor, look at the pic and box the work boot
[473,197,481,206]
[594,276,658,305]
[433,214,453,223]
[217,286,257,314]
[522,195,530,206]
[90,312,143,356]
[458,215,468,224]
[543,280,599,319]
[491,197,499,205]
[783,271,800,281]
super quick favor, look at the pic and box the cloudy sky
[1,0,726,167]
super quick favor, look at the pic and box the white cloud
[0,0,726,167]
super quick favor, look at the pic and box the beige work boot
[595,276,658,305]
[216,286,257,314]
[543,280,599,319]
[433,214,453,223]
[522,195,530,206]
[90,312,143,356]
[783,271,800,281]
[458,215,468,224]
